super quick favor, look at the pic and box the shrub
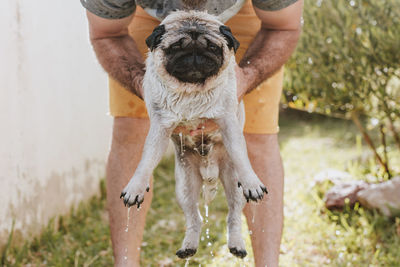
[284,0,400,177]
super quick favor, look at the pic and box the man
[81,0,302,266]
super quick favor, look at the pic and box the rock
[357,176,400,217]
[313,169,352,187]
[324,180,369,209]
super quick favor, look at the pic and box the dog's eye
[171,43,181,50]
[208,43,218,52]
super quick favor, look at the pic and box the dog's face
[146,11,239,85]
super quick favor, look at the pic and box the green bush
[284,0,400,177]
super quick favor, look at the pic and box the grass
[1,109,399,266]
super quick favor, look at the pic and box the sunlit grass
[1,109,399,266]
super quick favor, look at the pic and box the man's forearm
[239,27,301,93]
[91,35,145,99]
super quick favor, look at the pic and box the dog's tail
[200,161,219,205]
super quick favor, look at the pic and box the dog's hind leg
[220,158,247,258]
[175,153,203,259]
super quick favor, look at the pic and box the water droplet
[251,203,256,223]
[375,67,383,76]
[179,132,185,158]
[326,37,332,44]
[207,242,212,247]
[349,0,355,6]
[246,61,250,65]
[355,27,362,35]
[124,256,128,260]
[316,0,322,7]
[308,57,313,65]
[370,118,379,126]
[249,230,253,235]
[201,236,204,241]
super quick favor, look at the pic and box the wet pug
[120,10,268,259]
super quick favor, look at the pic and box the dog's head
[145,11,239,86]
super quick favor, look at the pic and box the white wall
[0,0,112,246]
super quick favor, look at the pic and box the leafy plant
[284,0,400,177]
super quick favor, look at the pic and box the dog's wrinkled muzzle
[164,33,223,83]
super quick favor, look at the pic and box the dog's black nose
[188,30,200,40]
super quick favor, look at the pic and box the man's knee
[244,133,280,156]
[111,117,150,148]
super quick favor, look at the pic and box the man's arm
[86,11,145,99]
[236,0,303,99]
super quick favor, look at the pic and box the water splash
[201,126,205,156]
[179,132,186,165]
[184,258,190,267]
[123,248,128,261]
[123,207,131,261]
[250,203,256,224]
[179,132,184,157]
[203,204,213,257]
[125,207,131,232]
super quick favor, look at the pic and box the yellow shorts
[109,0,283,134]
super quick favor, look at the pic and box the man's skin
[87,2,303,266]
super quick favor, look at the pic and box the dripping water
[124,207,131,261]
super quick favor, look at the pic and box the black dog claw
[146,187,150,192]
[238,182,242,188]
[176,248,197,258]
[120,192,126,199]
[229,247,247,258]
[261,186,268,194]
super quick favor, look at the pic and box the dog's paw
[237,176,268,202]
[176,248,197,258]
[229,247,247,258]
[120,180,150,208]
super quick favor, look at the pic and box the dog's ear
[146,25,166,51]
[219,25,240,53]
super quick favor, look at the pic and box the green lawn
[2,109,399,266]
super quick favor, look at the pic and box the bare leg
[243,133,284,267]
[107,117,152,267]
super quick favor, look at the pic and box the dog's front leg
[216,115,268,202]
[121,119,173,208]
